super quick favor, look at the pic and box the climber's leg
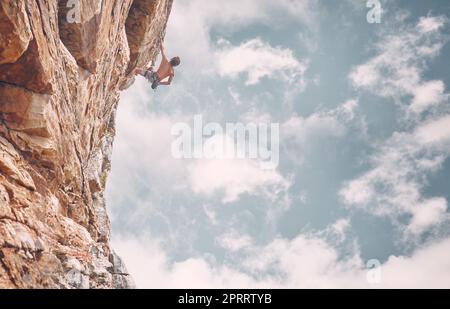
[133,67,160,89]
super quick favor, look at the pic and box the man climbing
[134,40,180,90]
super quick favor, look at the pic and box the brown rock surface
[0,0,173,288]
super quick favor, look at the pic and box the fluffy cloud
[108,79,188,197]
[380,237,450,288]
[409,198,448,235]
[329,218,351,242]
[342,15,450,236]
[341,115,450,235]
[216,38,308,86]
[166,0,316,78]
[188,158,290,204]
[415,115,450,144]
[410,80,446,114]
[417,16,447,33]
[349,15,448,114]
[281,99,362,165]
[282,112,345,143]
[283,99,359,142]
[109,79,291,207]
[113,232,450,288]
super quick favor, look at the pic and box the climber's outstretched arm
[160,40,167,60]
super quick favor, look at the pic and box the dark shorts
[144,70,160,89]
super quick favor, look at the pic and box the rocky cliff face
[0,0,173,288]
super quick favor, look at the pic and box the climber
[134,40,181,90]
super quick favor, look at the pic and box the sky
[106,0,450,288]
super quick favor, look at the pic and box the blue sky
[106,0,450,288]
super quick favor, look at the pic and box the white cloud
[330,218,351,241]
[112,235,274,289]
[415,115,450,145]
[380,237,450,288]
[216,38,308,86]
[410,80,446,114]
[166,0,316,79]
[340,177,374,206]
[282,113,345,142]
[107,79,189,198]
[217,233,253,252]
[177,99,361,211]
[113,233,450,288]
[417,16,447,33]
[349,63,379,88]
[228,87,242,105]
[188,157,290,204]
[338,99,359,121]
[170,0,319,35]
[349,15,448,110]
[282,99,359,143]
[281,99,362,165]
[340,115,450,235]
[343,15,450,236]
[109,79,291,207]
[240,235,363,287]
[409,198,448,234]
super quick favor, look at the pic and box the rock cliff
[0,0,173,288]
